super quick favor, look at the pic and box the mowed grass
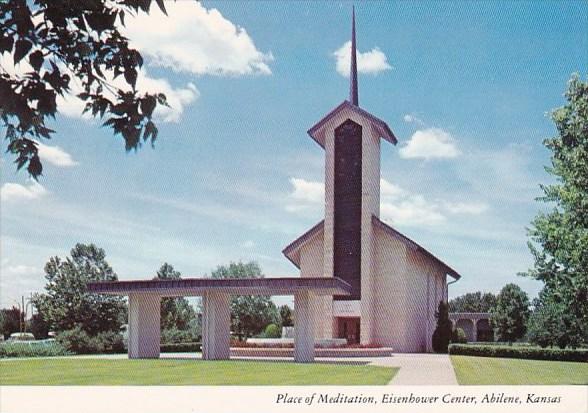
[451,355,588,385]
[0,358,397,385]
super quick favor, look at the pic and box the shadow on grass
[161,357,371,366]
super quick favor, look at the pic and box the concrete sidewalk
[370,353,458,385]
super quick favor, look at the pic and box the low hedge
[160,342,201,353]
[0,340,72,358]
[449,344,588,362]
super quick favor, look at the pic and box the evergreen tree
[432,301,452,353]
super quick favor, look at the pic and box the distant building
[283,8,461,352]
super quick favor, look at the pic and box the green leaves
[490,283,530,343]
[2,0,173,178]
[524,74,588,348]
[33,243,126,334]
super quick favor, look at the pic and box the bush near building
[432,301,452,353]
[452,328,468,344]
[448,343,588,362]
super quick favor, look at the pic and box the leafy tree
[26,313,50,339]
[154,263,196,331]
[432,301,452,353]
[0,306,23,338]
[0,0,172,178]
[522,74,588,348]
[210,261,280,340]
[263,323,281,338]
[279,304,293,327]
[449,291,497,313]
[32,243,126,333]
[490,283,530,343]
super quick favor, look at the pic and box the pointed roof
[349,6,359,106]
[282,217,461,280]
[307,100,397,148]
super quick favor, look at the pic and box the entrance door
[337,317,360,344]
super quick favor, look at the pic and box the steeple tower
[349,6,359,106]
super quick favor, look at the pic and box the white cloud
[403,113,425,126]
[381,195,446,226]
[399,128,461,160]
[58,68,199,123]
[285,177,487,227]
[334,41,392,77]
[456,143,540,203]
[379,178,487,227]
[122,2,273,76]
[288,178,324,204]
[443,201,489,215]
[1,181,48,202]
[35,141,78,167]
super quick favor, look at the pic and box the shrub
[263,323,281,338]
[94,331,125,353]
[432,301,452,353]
[0,340,71,358]
[160,342,201,353]
[161,328,197,344]
[452,328,467,344]
[56,327,125,354]
[56,326,92,354]
[448,344,588,362]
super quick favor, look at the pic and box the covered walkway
[88,277,351,362]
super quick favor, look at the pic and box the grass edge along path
[0,358,397,385]
[451,355,588,385]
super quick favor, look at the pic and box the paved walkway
[371,353,458,385]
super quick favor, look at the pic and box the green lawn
[451,355,588,385]
[0,358,397,385]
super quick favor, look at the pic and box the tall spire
[349,5,359,106]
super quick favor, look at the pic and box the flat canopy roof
[87,277,352,297]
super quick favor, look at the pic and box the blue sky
[1,1,587,308]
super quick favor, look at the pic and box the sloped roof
[307,100,397,148]
[282,217,461,280]
[282,220,324,268]
[372,215,461,279]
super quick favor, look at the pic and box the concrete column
[294,290,316,362]
[128,293,161,359]
[472,319,478,342]
[201,291,231,360]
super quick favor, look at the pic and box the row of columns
[127,291,318,362]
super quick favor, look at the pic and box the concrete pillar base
[128,293,161,359]
[202,291,231,360]
[294,291,316,363]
